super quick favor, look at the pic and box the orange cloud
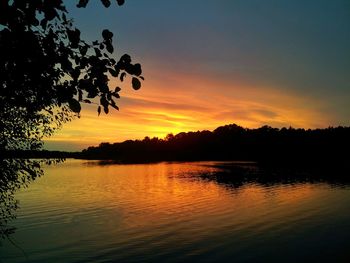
[44,64,333,151]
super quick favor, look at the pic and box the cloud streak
[45,71,333,150]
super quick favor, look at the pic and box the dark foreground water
[1,160,350,262]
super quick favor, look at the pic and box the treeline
[80,124,350,163]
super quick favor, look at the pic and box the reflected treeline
[0,159,41,243]
[197,161,350,189]
[80,124,350,164]
[0,159,46,244]
[0,158,63,244]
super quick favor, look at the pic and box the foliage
[0,0,143,151]
[0,159,40,241]
[0,0,142,242]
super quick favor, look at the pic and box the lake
[1,159,350,262]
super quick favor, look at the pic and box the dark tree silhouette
[80,124,350,164]
[0,0,142,241]
[0,0,143,152]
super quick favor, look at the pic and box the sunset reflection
[23,161,332,231]
[3,160,350,262]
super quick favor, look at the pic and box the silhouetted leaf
[132,77,141,90]
[40,18,47,29]
[94,47,101,56]
[98,106,101,116]
[101,0,111,7]
[77,0,89,8]
[110,103,119,110]
[120,72,126,82]
[67,29,81,48]
[102,29,113,40]
[114,86,121,92]
[72,68,80,80]
[113,65,120,75]
[100,96,108,107]
[79,45,88,56]
[133,63,142,76]
[32,18,39,26]
[104,106,109,114]
[44,7,58,21]
[83,99,92,104]
[116,0,125,6]
[108,68,118,77]
[105,42,114,53]
[120,54,131,64]
[68,99,81,113]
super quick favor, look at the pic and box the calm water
[1,160,350,262]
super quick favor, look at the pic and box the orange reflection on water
[22,160,330,233]
[7,160,350,263]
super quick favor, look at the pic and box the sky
[45,0,350,151]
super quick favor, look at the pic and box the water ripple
[1,160,350,263]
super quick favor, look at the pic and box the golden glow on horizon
[44,66,333,151]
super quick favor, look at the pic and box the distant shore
[3,124,349,165]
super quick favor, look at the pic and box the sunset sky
[45,0,350,151]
